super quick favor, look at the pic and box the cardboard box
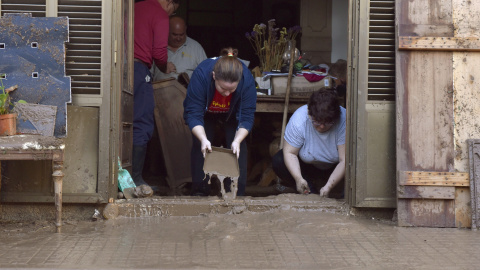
[271,75,332,96]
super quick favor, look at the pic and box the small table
[0,135,65,232]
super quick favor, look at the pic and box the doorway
[124,0,397,208]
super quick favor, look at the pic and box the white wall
[331,0,349,63]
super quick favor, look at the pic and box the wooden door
[347,0,397,208]
[119,0,134,175]
[300,0,332,64]
[396,0,478,227]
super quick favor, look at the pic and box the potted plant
[0,74,19,136]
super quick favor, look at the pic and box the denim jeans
[133,62,154,146]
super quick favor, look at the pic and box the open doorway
[134,0,351,200]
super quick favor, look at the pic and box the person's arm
[192,125,211,157]
[236,67,257,132]
[152,12,169,73]
[155,62,168,73]
[319,144,346,197]
[231,128,248,158]
[165,62,176,74]
[183,60,209,130]
[283,140,310,194]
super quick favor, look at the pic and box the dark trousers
[271,149,343,196]
[133,61,155,146]
[191,113,247,196]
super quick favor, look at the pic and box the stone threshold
[110,194,349,218]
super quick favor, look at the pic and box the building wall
[453,0,480,172]
[331,0,348,62]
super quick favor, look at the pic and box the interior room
[142,0,350,197]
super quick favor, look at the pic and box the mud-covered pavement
[1,206,480,270]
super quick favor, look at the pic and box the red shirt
[134,0,169,69]
[208,90,232,113]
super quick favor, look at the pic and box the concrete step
[107,194,349,219]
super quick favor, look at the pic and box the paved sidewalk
[1,204,480,270]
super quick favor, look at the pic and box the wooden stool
[0,135,64,232]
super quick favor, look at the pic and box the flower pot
[0,113,17,136]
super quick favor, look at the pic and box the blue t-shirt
[284,105,346,169]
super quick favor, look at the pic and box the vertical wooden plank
[453,53,480,172]
[406,52,434,169]
[452,0,480,172]
[406,51,453,171]
[398,0,453,37]
[432,53,455,170]
[452,0,480,38]
[396,0,456,227]
[397,0,455,173]
[406,0,452,26]
[452,0,480,229]
[455,187,472,228]
[398,199,456,227]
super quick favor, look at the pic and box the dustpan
[203,146,240,178]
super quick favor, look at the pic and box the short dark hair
[307,88,340,123]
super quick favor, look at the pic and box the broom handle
[279,40,296,149]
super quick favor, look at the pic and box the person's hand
[231,140,240,158]
[296,179,310,194]
[201,138,212,158]
[165,62,176,74]
[319,185,331,197]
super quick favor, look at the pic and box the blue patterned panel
[0,13,71,137]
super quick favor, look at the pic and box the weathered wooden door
[118,0,134,179]
[395,0,476,227]
[347,0,397,208]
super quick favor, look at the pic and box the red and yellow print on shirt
[207,89,232,113]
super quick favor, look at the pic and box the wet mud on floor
[1,209,480,269]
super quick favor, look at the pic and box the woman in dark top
[183,47,257,196]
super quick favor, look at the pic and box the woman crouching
[272,88,346,198]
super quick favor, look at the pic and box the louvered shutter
[368,0,395,100]
[0,0,46,17]
[58,0,102,95]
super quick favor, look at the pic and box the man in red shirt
[133,0,179,187]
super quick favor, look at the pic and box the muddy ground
[0,204,395,236]
[2,208,479,270]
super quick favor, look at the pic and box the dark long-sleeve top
[183,57,257,132]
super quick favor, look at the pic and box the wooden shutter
[395,0,478,227]
[348,0,396,208]
[368,0,395,100]
[58,0,102,95]
[0,0,47,17]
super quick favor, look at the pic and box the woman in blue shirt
[272,89,346,198]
